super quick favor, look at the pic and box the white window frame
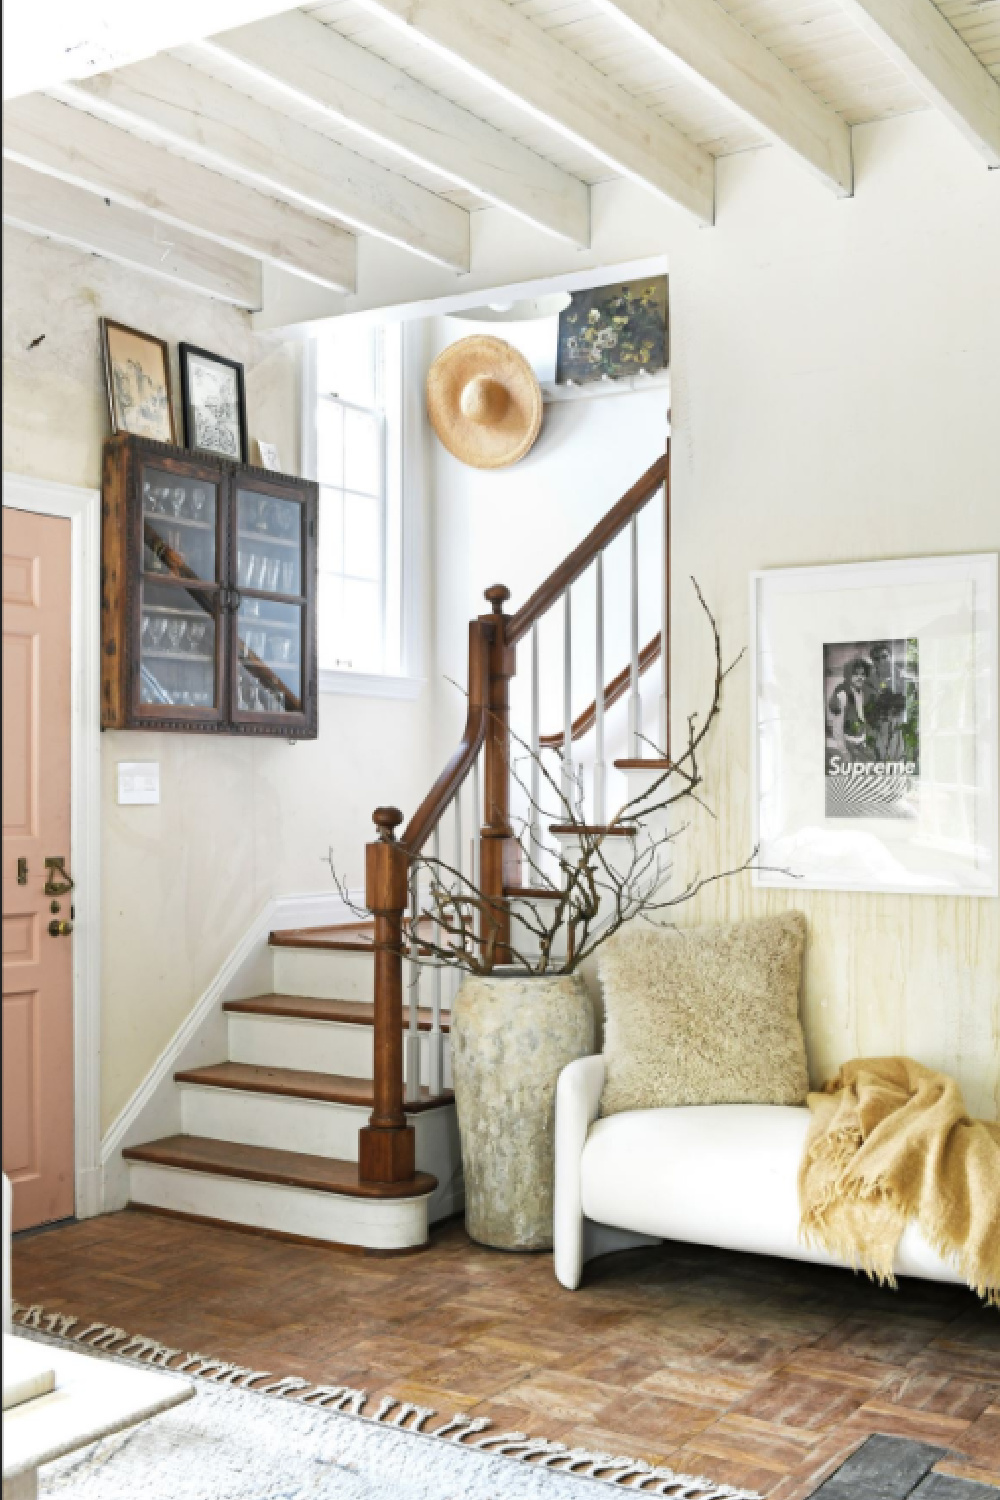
[302,321,422,700]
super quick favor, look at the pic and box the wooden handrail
[504,452,669,648]
[401,617,493,855]
[540,631,661,749]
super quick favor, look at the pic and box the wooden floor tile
[11,1210,999,1499]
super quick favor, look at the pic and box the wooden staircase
[121,449,672,1252]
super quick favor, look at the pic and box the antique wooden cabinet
[101,434,318,738]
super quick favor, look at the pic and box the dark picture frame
[179,343,248,463]
[100,318,176,443]
[556,276,668,386]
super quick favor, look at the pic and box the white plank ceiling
[4,0,998,313]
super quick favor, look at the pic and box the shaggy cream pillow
[599,913,809,1115]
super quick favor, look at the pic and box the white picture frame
[750,553,998,897]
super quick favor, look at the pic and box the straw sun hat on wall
[426,335,543,470]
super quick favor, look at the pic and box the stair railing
[359,447,670,1187]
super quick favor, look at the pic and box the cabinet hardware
[48,919,74,937]
[44,856,75,896]
[17,857,28,885]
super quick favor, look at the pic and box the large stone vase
[451,970,595,1251]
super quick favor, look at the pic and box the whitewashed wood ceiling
[4,0,999,311]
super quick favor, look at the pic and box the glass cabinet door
[135,463,225,720]
[231,485,312,728]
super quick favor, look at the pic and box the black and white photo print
[824,637,919,818]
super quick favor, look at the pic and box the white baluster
[562,587,574,807]
[429,824,444,1097]
[529,622,542,870]
[660,478,670,759]
[594,552,606,825]
[628,514,641,759]
[405,862,422,1103]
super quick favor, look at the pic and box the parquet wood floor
[12,1211,1000,1498]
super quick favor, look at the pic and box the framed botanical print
[751,553,998,896]
[100,318,176,443]
[179,343,248,462]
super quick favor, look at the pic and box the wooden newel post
[359,805,416,1185]
[480,585,521,958]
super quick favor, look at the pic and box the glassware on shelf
[273,637,292,663]
[280,560,295,594]
[188,621,208,655]
[166,618,186,653]
[141,613,153,648]
[191,487,208,523]
[170,486,187,518]
[149,616,169,651]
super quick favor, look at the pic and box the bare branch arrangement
[330,580,756,977]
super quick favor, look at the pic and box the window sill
[318,669,425,701]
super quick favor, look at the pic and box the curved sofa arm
[554,1054,606,1290]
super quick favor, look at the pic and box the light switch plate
[117,762,160,805]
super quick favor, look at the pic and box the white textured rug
[12,1303,760,1500]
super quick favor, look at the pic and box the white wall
[428,110,1000,1118]
[3,228,435,1130]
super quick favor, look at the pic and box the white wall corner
[100,888,361,1212]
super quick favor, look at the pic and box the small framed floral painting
[751,553,998,896]
[556,276,668,386]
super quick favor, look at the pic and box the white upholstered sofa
[553,1055,963,1291]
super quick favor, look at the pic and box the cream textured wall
[429,111,1000,1119]
[3,229,434,1131]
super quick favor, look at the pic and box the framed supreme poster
[751,553,998,896]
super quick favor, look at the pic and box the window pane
[344,578,382,672]
[237,490,302,595]
[344,407,380,495]
[318,573,347,670]
[316,400,344,488]
[316,324,375,407]
[319,487,344,574]
[344,493,380,580]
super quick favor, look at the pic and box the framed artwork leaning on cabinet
[179,343,248,463]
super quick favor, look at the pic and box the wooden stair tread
[270,922,375,952]
[505,886,563,901]
[123,1135,437,1199]
[549,823,637,837]
[613,758,673,770]
[224,993,451,1032]
[174,1060,453,1112]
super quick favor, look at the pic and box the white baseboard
[100,889,361,1212]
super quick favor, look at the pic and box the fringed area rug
[11,1303,760,1500]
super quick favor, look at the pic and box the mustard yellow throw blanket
[799,1058,1000,1305]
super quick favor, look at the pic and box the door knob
[48,919,74,937]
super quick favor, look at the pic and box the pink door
[2,506,75,1231]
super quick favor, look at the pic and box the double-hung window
[308,321,404,685]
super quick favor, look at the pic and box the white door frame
[3,472,103,1219]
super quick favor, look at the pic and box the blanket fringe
[10,1301,761,1500]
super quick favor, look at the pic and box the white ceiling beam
[837,0,1000,167]
[353,0,715,225]
[3,94,356,290]
[3,160,262,306]
[199,11,590,246]
[4,0,307,100]
[62,55,471,270]
[595,0,853,196]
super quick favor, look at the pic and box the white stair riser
[178,1084,460,1209]
[181,1084,368,1159]
[272,947,374,1001]
[227,1014,453,1088]
[128,1164,431,1250]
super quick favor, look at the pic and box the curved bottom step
[125,1136,437,1252]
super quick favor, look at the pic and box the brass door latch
[44,856,75,896]
[48,919,74,937]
